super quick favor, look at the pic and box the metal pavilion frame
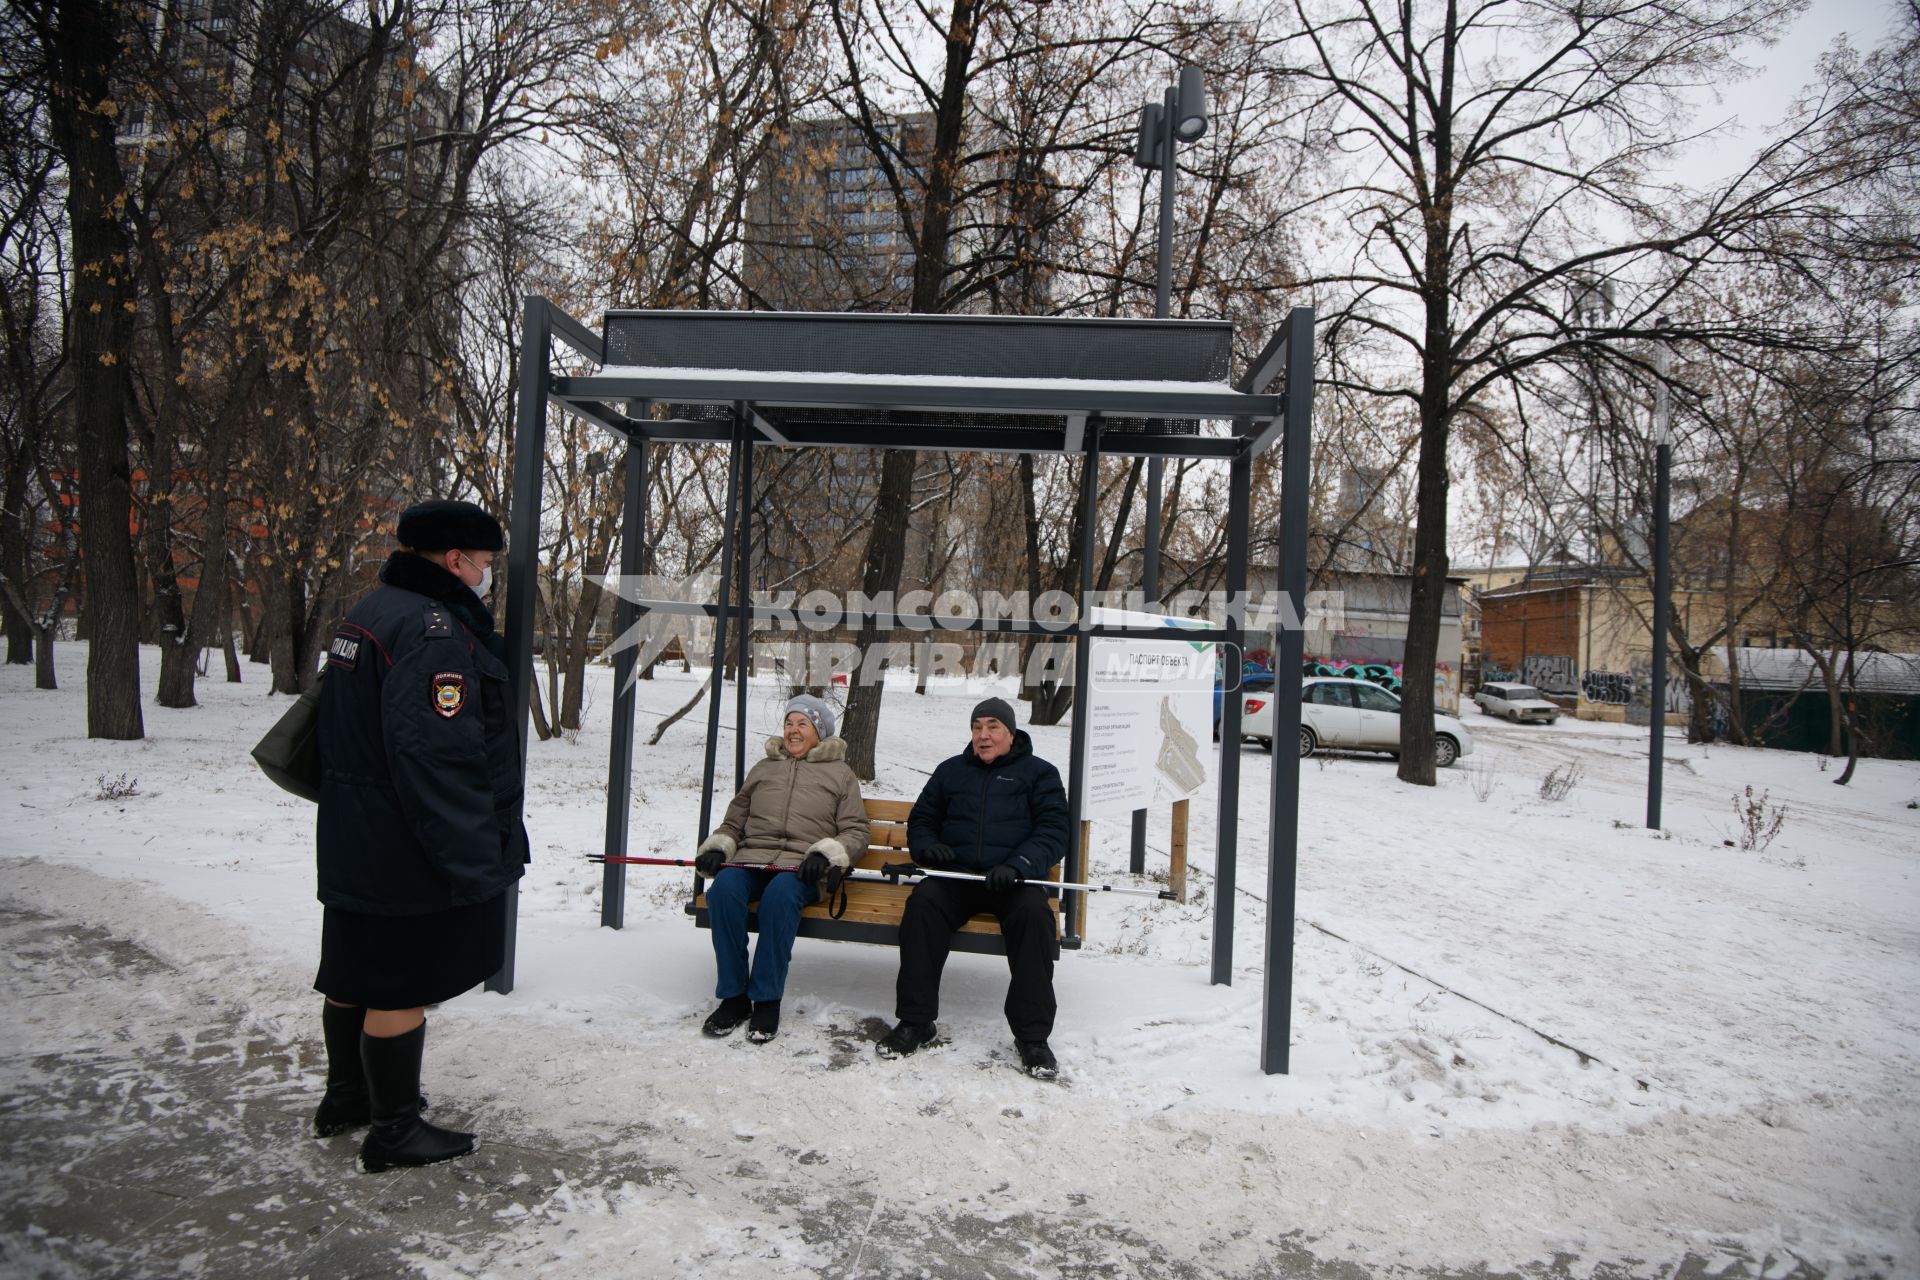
[491,298,1316,1075]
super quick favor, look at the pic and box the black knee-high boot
[314,1001,370,1136]
[357,1021,474,1173]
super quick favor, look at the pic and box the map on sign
[1079,607,1215,821]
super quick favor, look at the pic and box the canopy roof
[545,307,1294,457]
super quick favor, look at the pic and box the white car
[1473,681,1561,724]
[1240,677,1475,768]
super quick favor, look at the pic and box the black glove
[984,862,1023,892]
[916,843,957,868]
[694,848,726,878]
[797,851,830,887]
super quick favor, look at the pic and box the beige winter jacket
[699,736,869,871]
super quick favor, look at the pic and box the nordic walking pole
[877,861,1175,900]
[587,855,802,873]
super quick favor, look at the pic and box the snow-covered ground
[2,643,1916,1277]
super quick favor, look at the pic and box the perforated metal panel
[603,310,1234,385]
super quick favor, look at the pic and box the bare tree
[1283,0,1866,784]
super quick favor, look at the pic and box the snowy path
[2,647,1917,1276]
[1,865,1905,1279]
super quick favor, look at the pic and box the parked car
[1240,677,1475,767]
[1473,681,1561,724]
[1213,670,1276,738]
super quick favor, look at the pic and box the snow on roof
[593,364,1239,397]
[1717,647,1920,695]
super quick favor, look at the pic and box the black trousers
[895,878,1056,1040]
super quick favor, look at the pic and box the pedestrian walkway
[0,899,1848,1279]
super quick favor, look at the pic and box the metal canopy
[492,297,1316,1077]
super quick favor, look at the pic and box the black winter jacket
[907,730,1069,881]
[315,552,529,914]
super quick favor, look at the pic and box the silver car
[1473,681,1561,724]
[1240,677,1475,767]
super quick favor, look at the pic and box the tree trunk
[45,0,142,738]
[836,0,976,780]
[841,449,917,779]
[33,623,56,689]
[0,466,31,663]
[1396,369,1451,786]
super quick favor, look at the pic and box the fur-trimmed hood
[762,734,848,763]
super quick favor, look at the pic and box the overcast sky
[1685,0,1906,183]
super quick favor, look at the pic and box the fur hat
[397,499,504,553]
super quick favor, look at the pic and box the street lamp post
[1648,333,1672,830]
[1130,64,1207,874]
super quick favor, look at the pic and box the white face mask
[458,552,492,598]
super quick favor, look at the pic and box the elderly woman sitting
[694,695,868,1043]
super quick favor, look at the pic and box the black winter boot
[357,1022,474,1173]
[876,1020,937,1059]
[746,1000,781,1044]
[314,1001,371,1136]
[702,995,752,1038]
[1015,1038,1058,1080]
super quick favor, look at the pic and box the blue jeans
[706,868,818,1003]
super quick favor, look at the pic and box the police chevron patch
[431,671,466,718]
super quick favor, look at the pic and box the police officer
[311,499,529,1171]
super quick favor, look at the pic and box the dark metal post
[697,415,745,852]
[1063,417,1103,945]
[1132,86,1179,878]
[601,412,648,929]
[1212,438,1251,986]
[735,424,754,790]
[489,295,552,994]
[1648,435,1671,827]
[1262,307,1314,1074]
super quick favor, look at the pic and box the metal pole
[1064,417,1103,946]
[1648,345,1671,829]
[1211,436,1251,986]
[698,415,745,848]
[489,295,552,995]
[735,422,754,790]
[1133,86,1179,877]
[1262,306,1314,1075]
[601,409,649,929]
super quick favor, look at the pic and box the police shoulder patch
[431,671,466,718]
[423,605,452,638]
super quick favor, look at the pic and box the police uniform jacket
[316,552,530,915]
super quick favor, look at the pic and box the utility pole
[1130,64,1207,873]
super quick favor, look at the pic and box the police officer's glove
[797,851,830,887]
[694,848,726,878]
[984,863,1024,892]
[916,843,957,868]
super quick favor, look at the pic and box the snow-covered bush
[1538,761,1582,802]
[1733,784,1788,852]
[94,773,140,801]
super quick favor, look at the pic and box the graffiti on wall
[1499,654,1578,696]
[1303,656,1460,714]
[1581,670,1635,704]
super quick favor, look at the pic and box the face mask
[458,552,492,597]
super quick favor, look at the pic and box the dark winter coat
[700,736,869,871]
[907,730,1069,880]
[316,552,530,915]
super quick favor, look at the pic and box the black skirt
[313,892,508,1009]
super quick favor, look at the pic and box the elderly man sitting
[877,697,1069,1078]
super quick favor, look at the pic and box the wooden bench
[688,798,1067,956]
